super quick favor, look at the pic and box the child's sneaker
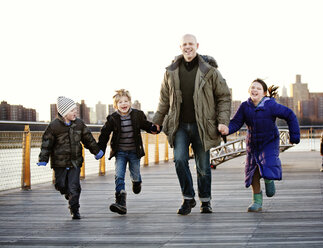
[132,181,142,194]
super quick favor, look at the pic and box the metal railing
[0,125,173,191]
[210,129,294,167]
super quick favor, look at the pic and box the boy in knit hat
[98,89,159,215]
[38,96,103,219]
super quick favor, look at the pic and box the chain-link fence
[0,127,173,191]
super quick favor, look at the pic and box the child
[98,89,159,215]
[37,96,103,219]
[219,79,300,212]
[320,132,323,172]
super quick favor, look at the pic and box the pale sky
[1,0,323,122]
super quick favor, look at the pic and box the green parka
[38,116,100,168]
[153,54,231,151]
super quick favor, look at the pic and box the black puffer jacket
[38,117,100,168]
[98,109,153,159]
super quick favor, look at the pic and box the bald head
[180,34,199,62]
[181,34,197,44]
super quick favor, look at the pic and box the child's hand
[37,162,47,166]
[95,150,104,160]
[218,124,229,135]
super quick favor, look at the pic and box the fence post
[21,125,31,190]
[99,155,106,176]
[155,134,159,164]
[144,133,149,166]
[164,138,169,162]
[80,144,85,180]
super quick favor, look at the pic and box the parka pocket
[206,119,218,138]
[162,114,170,135]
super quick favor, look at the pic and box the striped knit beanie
[57,96,77,117]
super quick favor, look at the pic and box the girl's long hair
[252,78,279,98]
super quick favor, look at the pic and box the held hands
[37,162,47,166]
[218,124,229,136]
[151,124,162,134]
[95,150,104,160]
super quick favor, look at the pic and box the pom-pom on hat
[57,96,77,117]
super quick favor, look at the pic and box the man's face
[180,35,199,62]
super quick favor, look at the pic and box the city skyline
[1,73,323,125]
[1,0,323,121]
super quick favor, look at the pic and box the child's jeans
[115,150,141,192]
[53,166,81,210]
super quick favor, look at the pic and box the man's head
[180,34,199,62]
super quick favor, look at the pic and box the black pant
[53,167,81,210]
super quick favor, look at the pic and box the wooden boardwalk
[0,151,322,248]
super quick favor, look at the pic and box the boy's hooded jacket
[153,54,231,151]
[39,116,100,168]
[98,109,153,159]
[228,97,300,187]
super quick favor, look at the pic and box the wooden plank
[0,151,322,247]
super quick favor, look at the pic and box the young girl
[98,89,158,215]
[219,79,300,212]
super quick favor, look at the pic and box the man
[153,34,231,215]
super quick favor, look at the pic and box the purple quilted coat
[228,97,300,187]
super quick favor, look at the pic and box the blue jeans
[115,150,141,192]
[174,122,211,202]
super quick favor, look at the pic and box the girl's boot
[264,179,275,197]
[247,191,262,212]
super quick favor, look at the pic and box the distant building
[231,100,241,118]
[0,101,37,121]
[95,101,107,124]
[108,104,114,115]
[146,111,154,122]
[50,104,58,121]
[277,96,293,110]
[281,85,288,97]
[290,74,310,114]
[78,100,90,124]
[89,107,97,124]
[132,100,141,110]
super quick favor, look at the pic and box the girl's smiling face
[249,81,266,105]
[117,96,131,115]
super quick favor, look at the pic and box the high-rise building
[146,111,154,122]
[281,86,288,97]
[50,104,58,121]
[290,74,309,115]
[231,100,241,118]
[0,101,37,121]
[95,101,107,124]
[78,100,90,124]
[132,100,141,110]
[89,107,97,124]
[108,104,114,115]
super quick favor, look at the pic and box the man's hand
[218,124,229,135]
[151,124,161,134]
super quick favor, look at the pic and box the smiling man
[153,34,232,215]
